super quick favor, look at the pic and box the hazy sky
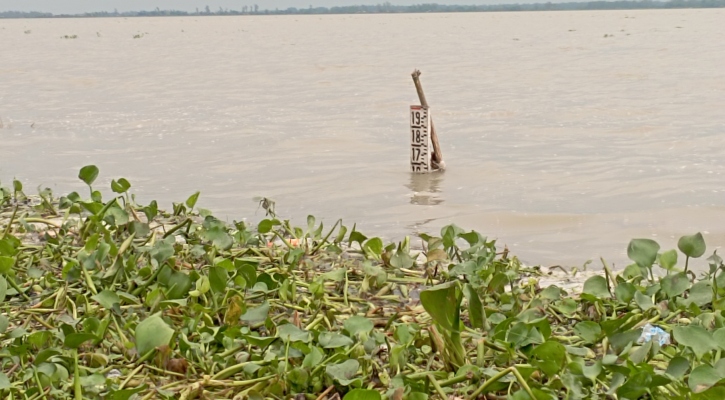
[0,0,545,14]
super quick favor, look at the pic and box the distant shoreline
[2,0,724,19]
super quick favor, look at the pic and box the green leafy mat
[1,166,724,399]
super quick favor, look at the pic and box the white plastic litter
[637,323,671,346]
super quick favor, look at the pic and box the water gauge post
[410,105,432,173]
[410,69,445,172]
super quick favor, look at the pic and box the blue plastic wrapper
[637,323,671,346]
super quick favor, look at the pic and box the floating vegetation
[61,35,78,39]
[2,166,725,399]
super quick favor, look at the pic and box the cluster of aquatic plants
[2,167,725,399]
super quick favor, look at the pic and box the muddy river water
[1,9,724,267]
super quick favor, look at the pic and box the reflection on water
[406,172,444,206]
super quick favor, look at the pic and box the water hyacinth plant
[1,166,725,399]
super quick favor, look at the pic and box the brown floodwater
[1,10,724,267]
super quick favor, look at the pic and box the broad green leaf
[659,249,678,270]
[344,316,374,336]
[635,291,654,311]
[628,238,660,267]
[689,364,722,393]
[64,332,98,349]
[615,282,636,303]
[110,385,147,400]
[362,238,383,258]
[617,370,655,399]
[344,389,382,400]
[240,301,270,323]
[0,372,10,390]
[208,266,228,293]
[674,325,718,359]
[325,359,360,386]
[0,256,15,274]
[111,178,131,193]
[689,281,713,307]
[185,191,200,209]
[277,324,310,343]
[712,328,725,351]
[573,321,602,344]
[582,276,610,298]
[679,233,706,259]
[666,356,690,380]
[0,315,8,333]
[258,219,274,234]
[135,313,174,355]
[91,290,121,309]
[302,346,324,368]
[532,340,566,378]
[420,281,461,332]
[661,272,690,297]
[202,226,233,250]
[78,165,99,186]
[0,276,6,303]
[463,283,485,330]
[319,332,354,348]
[389,249,414,270]
[609,329,642,353]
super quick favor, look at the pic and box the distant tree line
[2,0,724,18]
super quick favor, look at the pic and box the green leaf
[615,282,636,303]
[78,165,99,186]
[240,301,270,323]
[362,238,383,258]
[689,281,713,307]
[463,283,485,330]
[0,372,10,390]
[208,266,228,293]
[0,276,7,303]
[111,178,131,193]
[635,291,654,311]
[319,332,354,348]
[344,389,382,400]
[344,316,374,336]
[573,321,602,344]
[12,179,22,192]
[582,276,610,298]
[185,191,200,209]
[258,219,274,234]
[689,364,722,393]
[64,333,98,349]
[661,272,690,297]
[628,238,660,267]
[202,226,233,250]
[666,356,690,380]
[532,340,567,378]
[0,315,8,333]
[135,313,174,355]
[325,359,360,386]
[673,325,718,359]
[91,290,121,309]
[303,346,324,368]
[0,256,16,274]
[420,281,461,332]
[277,324,310,343]
[659,249,678,270]
[679,233,707,259]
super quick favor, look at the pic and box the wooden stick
[411,70,444,170]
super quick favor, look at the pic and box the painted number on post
[410,105,431,173]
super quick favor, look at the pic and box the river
[1,9,724,267]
